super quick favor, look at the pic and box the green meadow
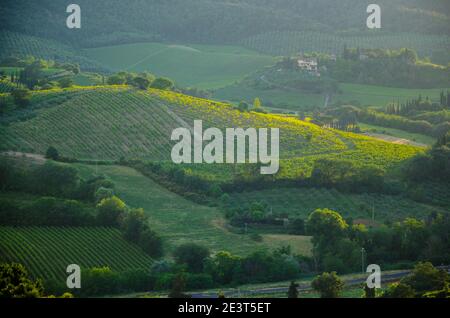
[358,123,436,146]
[213,84,325,110]
[84,43,275,89]
[73,163,313,256]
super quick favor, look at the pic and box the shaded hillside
[1,0,449,47]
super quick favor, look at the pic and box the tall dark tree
[173,243,210,273]
[45,146,59,160]
[364,285,376,298]
[168,273,191,298]
[288,281,299,298]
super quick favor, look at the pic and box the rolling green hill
[0,226,153,281]
[0,86,422,181]
[73,163,313,256]
[2,0,449,47]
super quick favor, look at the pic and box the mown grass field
[0,226,153,281]
[84,43,275,89]
[73,163,313,256]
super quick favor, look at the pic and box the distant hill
[240,31,450,58]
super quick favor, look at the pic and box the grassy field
[358,123,436,146]
[213,84,324,110]
[230,187,443,223]
[0,226,153,281]
[84,43,274,89]
[73,163,313,256]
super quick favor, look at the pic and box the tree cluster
[306,208,450,274]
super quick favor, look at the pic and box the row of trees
[385,93,449,116]
[0,158,112,200]
[171,244,303,287]
[306,208,450,273]
[297,261,449,298]
[404,133,450,183]
[221,197,305,235]
[327,48,450,88]
[318,102,449,139]
[360,109,448,138]
[310,159,385,193]
[128,160,222,204]
[130,157,390,211]
[3,260,447,298]
[75,230,450,297]
[44,243,305,297]
[96,196,163,258]
[0,197,96,226]
[107,72,174,91]
[2,57,79,90]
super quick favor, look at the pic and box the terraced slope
[0,226,153,281]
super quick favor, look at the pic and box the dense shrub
[173,244,210,273]
[120,207,163,258]
[96,196,126,227]
[0,197,95,226]
[310,159,385,193]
